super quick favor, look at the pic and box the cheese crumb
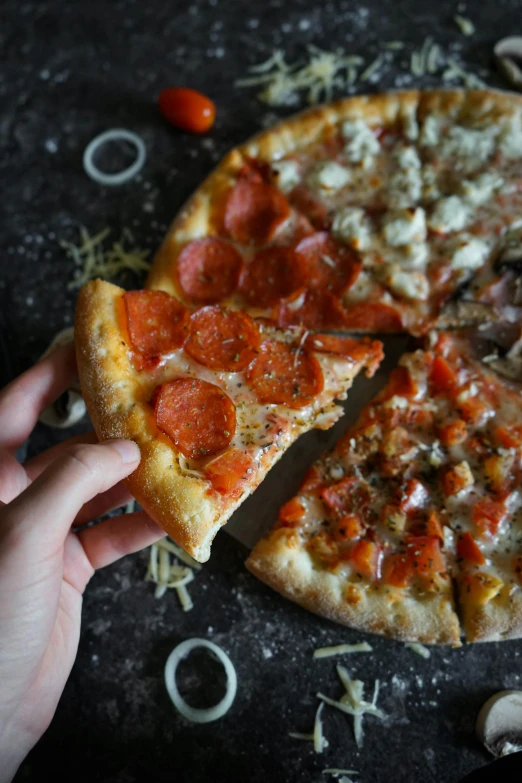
[313,642,373,658]
[454,15,475,36]
[342,119,380,167]
[310,161,351,191]
[332,206,371,250]
[383,208,427,246]
[428,196,470,233]
[450,236,490,272]
[405,642,431,659]
[271,159,301,192]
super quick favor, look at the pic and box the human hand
[0,343,163,781]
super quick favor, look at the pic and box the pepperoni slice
[246,340,324,409]
[289,184,330,230]
[305,334,384,377]
[239,246,307,307]
[224,180,291,245]
[294,232,361,294]
[124,290,189,357]
[153,378,236,459]
[342,303,403,332]
[176,237,242,303]
[184,306,260,371]
[277,289,347,330]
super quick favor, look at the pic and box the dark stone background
[1,0,522,781]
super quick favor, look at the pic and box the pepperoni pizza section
[247,332,522,644]
[75,279,383,562]
[148,89,522,335]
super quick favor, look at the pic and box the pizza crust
[459,586,522,643]
[246,528,461,645]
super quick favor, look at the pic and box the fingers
[0,449,29,504]
[0,343,77,453]
[24,431,98,481]
[73,482,134,526]
[0,440,140,552]
[76,510,164,571]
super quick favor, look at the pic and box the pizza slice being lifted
[247,331,522,644]
[75,279,382,562]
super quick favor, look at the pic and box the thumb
[0,440,140,554]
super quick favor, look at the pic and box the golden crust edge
[246,529,461,646]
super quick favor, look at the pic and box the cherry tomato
[158,87,216,134]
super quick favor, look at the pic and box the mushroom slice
[476,690,522,757]
[483,335,522,381]
[495,37,522,90]
[436,299,498,329]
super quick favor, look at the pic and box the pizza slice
[148,90,522,336]
[75,279,383,562]
[247,331,522,645]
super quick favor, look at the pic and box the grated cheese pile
[237,30,489,108]
[63,226,151,290]
[146,537,201,610]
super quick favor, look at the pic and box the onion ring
[164,638,237,723]
[83,128,146,186]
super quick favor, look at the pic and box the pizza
[75,279,382,562]
[147,89,522,335]
[247,331,522,645]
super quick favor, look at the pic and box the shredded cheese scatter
[313,642,373,659]
[405,642,431,659]
[318,666,385,748]
[454,15,475,36]
[146,538,199,609]
[63,226,150,290]
[322,770,359,778]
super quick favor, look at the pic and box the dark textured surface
[2,0,522,781]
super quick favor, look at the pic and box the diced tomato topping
[399,478,429,514]
[379,366,418,402]
[483,453,516,495]
[471,497,507,537]
[405,535,445,580]
[495,425,522,450]
[321,477,370,514]
[430,356,458,394]
[433,333,454,356]
[457,532,485,565]
[437,419,468,447]
[382,551,412,588]
[349,539,380,580]
[441,462,474,497]
[425,510,445,540]
[205,449,253,495]
[458,397,490,426]
[300,464,325,495]
[333,514,363,542]
[279,496,306,525]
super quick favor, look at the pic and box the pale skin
[0,343,164,781]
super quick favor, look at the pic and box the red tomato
[158,87,216,133]
[457,532,485,565]
[279,497,306,525]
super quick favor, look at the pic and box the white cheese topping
[450,236,490,271]
[419,115,441,146]
[383,207,427,246]
[386,266,429,301]
[404,242,429,269]
[388,144,423,209]
[332,206,371,250]
[428,196,470,233]
[403,111,419,141]
[405,642,431,659]
[271,159,301,192]
[421,163,441,202]
[310,161,351,191]
[499,116,522,160]
[441,125,496,167]
[341,119,380,167]
[460,171,504,206]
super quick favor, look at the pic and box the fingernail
[110,439,141,464]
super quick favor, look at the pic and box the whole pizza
[76,88,522,645]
